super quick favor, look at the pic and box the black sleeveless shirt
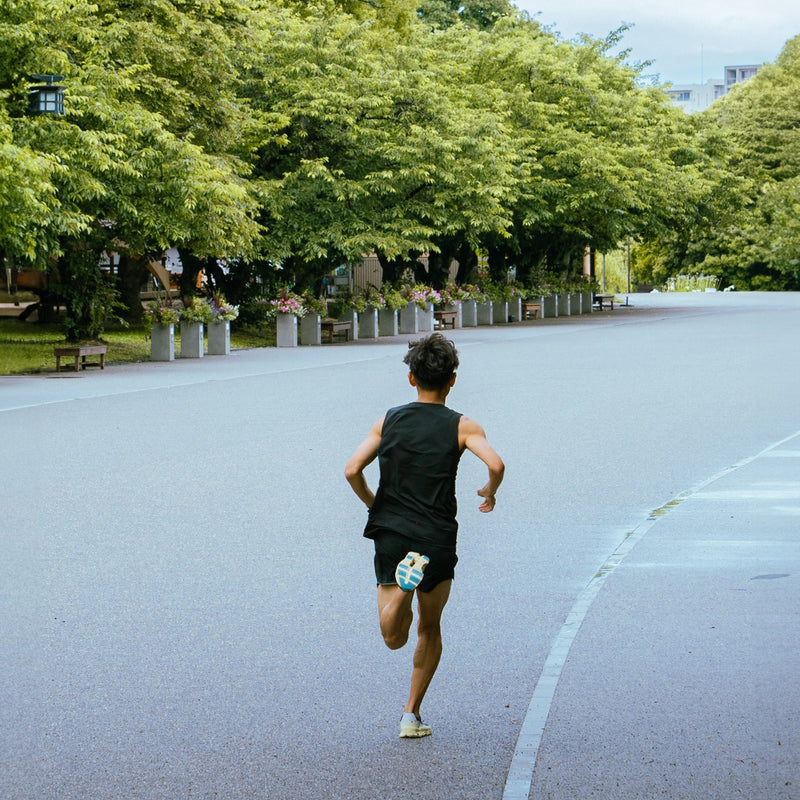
[364,402,463,547]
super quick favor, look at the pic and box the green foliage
[636,35,800,290]
[249,12,517,270]
[179,297,215,324]
[1,0,261,334]
[6,0,793,347]
[417,0,515,31]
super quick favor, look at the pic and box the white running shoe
[400,712,432,738]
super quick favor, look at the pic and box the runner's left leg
[404,579,452,716]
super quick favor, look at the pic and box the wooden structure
[54,345,107,372]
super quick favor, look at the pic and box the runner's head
[404,333,459,391]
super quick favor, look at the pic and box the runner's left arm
[460,416,505,513]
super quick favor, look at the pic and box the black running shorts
[372,529,457,592]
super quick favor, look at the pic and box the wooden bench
[594,295,615,311]
[321,320,352,343]
[434,309,457,330]
[521,301,541,320]
[54,345,108,372]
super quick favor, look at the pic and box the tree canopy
[635,35,800,290]
[1,0,795,338]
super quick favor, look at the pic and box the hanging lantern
[28,75,65,116]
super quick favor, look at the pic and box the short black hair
[403,333,459,391]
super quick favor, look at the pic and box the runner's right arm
[344,416,384,509]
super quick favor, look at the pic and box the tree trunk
[453,240,477,284]
[117,252,148,323]
[375,251,423,286]
[178,250,207,306]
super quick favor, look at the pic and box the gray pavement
[1,292,799,799]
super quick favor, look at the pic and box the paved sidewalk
[518,433,800,800]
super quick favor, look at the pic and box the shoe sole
[400,725,432,738]
[395,552,430,591]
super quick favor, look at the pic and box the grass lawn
[0,316,277,375]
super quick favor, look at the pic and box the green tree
[461,19,701,287]
[0,110,71,265]
[1,0,261,336]
[636,36,800,290]
[247,6,517,288]
[417,0,515,31]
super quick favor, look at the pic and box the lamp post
[28,75,65,115]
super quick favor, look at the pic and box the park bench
[521,301,541,320]
[54,344,107,372]
[321,320,352,343]
[594,295,615,311]
[434,309,457,330]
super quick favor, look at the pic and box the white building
[664,64,761,113]
[725,64,760,92]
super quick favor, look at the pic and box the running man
[345,333,505,738]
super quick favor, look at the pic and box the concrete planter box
[150,323,175,361]
[379,308,399,336]
[444,301,462,328]
[399,304,420,334]
[276,313,298,347]
[180,321,204,358]
[207,320,230,355]
[582,291,593,313]
[300,313,321,345]
[493,300,509,323]
[339,309,358,341]
[419,302,435,332]
[477,301,494,325]
[461,300,478,327]
[359,307,379,339]
[542,295,558,318]
[509,297,523,322]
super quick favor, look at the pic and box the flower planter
[570,293,582,315]
[461,299,478,327]
[379,308,399,336]
[444,301,462,328]
[399,303,419,334]
[207,320,230,355]
[150,323,175,361]
[477,300,494,325]
[276,312,298,347]
[339,309,358,341]
[180,321,204,358]
[582,291,593,314]
[492,300,509,324]
[419,302,435,332]
[358,307,379,339]
[542,295,557,318]
[300,313,321,345]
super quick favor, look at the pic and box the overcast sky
[513,0,800,85]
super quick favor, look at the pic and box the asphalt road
[1,292,798,800]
